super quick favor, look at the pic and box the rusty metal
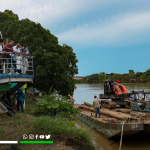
[101,100,116,109]
[76,112,144,138]
[99,94,110,99]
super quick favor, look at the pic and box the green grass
[0,128,5,139]
[33,116,95,150]
[24,93,38,113]
[0,94,95,150]
[0,114,95,150]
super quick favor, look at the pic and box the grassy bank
[0,93,95,150]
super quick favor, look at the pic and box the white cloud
[56,11,150,46]
[31,10,35,13]
[1,0,150,46]
[0,0,88,25]
[0,0,116,26]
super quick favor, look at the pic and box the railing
[0,52,34,77]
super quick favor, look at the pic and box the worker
[20,44,31,75]
[12,43,21,74]
[93,95,101,118]
[15,89,24,113]
[68,94,75,104]
[32,87,35,93]
[22,89,25,104]
[2,40,15,74]
[139,96,146,111]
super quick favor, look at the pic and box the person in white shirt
[12,43,21,74]
[0,39,4,74]
[20,44,31,75]
[0,39,3,51]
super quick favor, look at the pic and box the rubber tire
[7,110,14,117]
[120,105,126,108]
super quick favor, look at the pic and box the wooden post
[119,121,125,150]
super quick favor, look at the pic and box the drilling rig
[99,74,150,109]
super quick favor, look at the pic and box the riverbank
[76,82,149,84]
[0,93,95,150]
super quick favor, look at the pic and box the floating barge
[74,104,150,138]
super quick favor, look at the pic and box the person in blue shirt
[15,89,25,113]
[32,87,35,93]
[22,89,25,103]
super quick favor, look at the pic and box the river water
[73,83,150,150]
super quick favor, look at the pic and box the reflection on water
[74,83,150,150]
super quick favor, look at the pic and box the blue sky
[1,0,150,76]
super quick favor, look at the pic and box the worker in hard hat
[93,95,101,118]
[139,96,146,111]
[68,95,75,104]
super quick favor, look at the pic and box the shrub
[30,92,81,120]
[33,116,95,150]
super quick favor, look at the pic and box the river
[73,83,150,150]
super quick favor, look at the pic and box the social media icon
[45,135,51,139]
[39,135,44,139]
[35,134,38,139]
[29,134,34,139]
[23,134,28,139]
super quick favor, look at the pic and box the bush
[30,92,81,120]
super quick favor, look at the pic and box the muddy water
[73,83,150,150]
[76,121,150,150]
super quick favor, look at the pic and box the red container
[115,85,122,96]
[116,80,120,83]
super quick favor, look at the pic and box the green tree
[4,9,19,21]
[99,72,106,83]
[85,74,99,83]
[135,72,143,79]
[129,70,135,78]
[0,10,78,96]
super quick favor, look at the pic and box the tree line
[0,10,78,96]
[76,69,150,83]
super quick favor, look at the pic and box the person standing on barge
[93,95,101,118]
[139,96,146,111]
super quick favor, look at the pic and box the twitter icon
[45,135,51,139]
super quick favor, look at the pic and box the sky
[1,0,150,76]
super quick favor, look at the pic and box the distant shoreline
[75,82,150,84]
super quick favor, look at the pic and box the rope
[119,121,125,150]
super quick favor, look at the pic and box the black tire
[7,110,14,117]
[120,105,126,108]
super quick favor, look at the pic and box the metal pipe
[78,105,136,120]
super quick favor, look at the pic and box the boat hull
[76,112,144,138]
